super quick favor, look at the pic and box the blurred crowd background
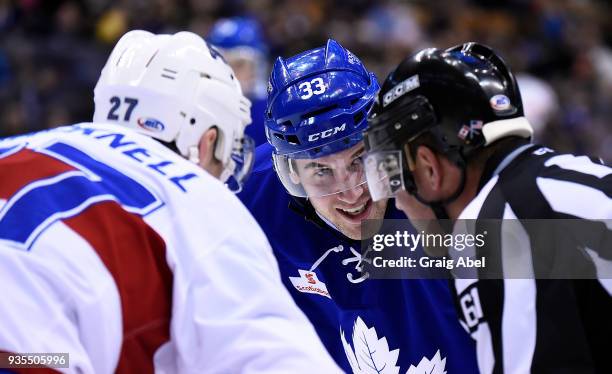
[1,0,611,160]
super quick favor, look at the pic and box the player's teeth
[341,203,366,215]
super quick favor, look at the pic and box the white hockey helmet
[93,30,254,190]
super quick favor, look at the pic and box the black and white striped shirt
[452,143,612,374]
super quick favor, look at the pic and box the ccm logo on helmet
[308,123,346,142]
[137,117,165,132]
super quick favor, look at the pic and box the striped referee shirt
[452,142,612,374]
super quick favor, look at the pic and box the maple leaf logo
[341,317,400,374]
[341,317,447,374]
[407,350,447,374]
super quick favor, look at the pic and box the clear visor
[273,139,367,198]
[224,135,255,193]
[364,150,406,201]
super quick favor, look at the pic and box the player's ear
[198,127,223,178]
[414,145,443,192]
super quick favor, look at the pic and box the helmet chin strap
[190,143,235,182]
[188,145,200,164]
[219,161,234,183]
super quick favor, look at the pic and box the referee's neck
[477,138,531,191]
[446,138,531,220]
[446,166,482,220]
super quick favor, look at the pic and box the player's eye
[314,167,333,177]
[348,156,364,172]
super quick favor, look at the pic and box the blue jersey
[239,143,478,373]
[245,94,268,146]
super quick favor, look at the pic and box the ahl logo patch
[289,269,331,299]
[347,50,360,65]
[137,117,165,132]
[489,94,511,111]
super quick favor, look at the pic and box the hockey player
[207,16,269,146]
[238,39,478,373]
[0,30,341,373]
[364,42,612,372]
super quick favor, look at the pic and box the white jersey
[0,123,341,373]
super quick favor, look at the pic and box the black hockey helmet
[364,42,533,202]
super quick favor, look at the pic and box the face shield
[273,137,368,198]
[363,95,436,201]
[223,134,255,193]
[364,150,408,201]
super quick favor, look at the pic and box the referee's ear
[414,145,443,197]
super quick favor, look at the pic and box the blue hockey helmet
[207,17,269,99]
[207,17,268,54]
[266,39,379,197]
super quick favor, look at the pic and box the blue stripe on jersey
[0,142,162,249]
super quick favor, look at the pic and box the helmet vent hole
[353,111,364,125]
[190,118,196,125]
[350,98,359,106]
[285,135,300,145]
[301,104,338,120]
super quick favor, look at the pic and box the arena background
[0,0,611,162]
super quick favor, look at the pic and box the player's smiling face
[295,143,388,240]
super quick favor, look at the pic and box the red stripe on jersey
[64,202,173,374]
[0,149,75,199]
